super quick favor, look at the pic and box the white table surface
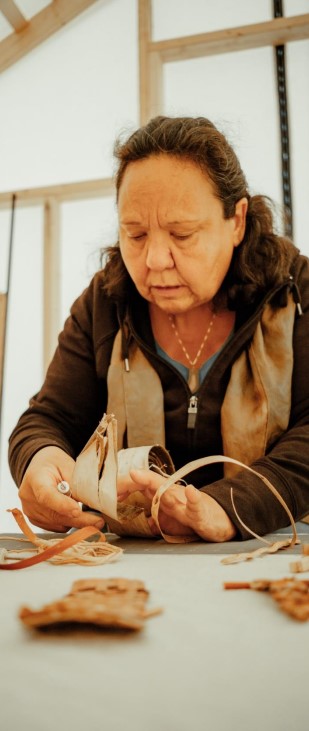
[0,526,309,731]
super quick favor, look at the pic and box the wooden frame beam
[149,14,309,62]
[0,292,7,398]
[0,0,27,32]
[137,6,309,123]
[0,0,100,74]
[0,177,115,210]
[138,0,163,124]
[43,198,61,370]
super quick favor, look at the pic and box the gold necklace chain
[168,313,216,367]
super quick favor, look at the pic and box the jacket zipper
[187,395,198,429]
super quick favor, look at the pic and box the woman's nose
[145,234,174,270]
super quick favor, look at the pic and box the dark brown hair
[102,116,298,307]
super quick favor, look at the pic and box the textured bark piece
[19,577,162,631]
[221,538,300,566]
[71,414,176,538]
[224,578,309,621]
[268,579,309,621]
[0,509,122,570]
[71,415,299,551]
[290,544,309,572]
[290,557,309,572]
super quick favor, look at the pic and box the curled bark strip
[71,414,175,539]
[0,509,122,570]
[69,416,299,554]
[221,538,299,565]
[151,455,298,554]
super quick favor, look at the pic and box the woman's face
[118,154,247,314]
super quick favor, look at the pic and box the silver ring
[57,480,71,496]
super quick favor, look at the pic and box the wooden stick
[224,579,309,590]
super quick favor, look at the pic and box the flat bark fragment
[19,577,162,631]
[224,578,309,621]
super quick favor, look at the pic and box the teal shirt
[155,341,227,391]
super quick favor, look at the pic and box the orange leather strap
[0,524,102,570]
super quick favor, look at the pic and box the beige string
[0,509,123,569]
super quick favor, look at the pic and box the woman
[9,116,309,540]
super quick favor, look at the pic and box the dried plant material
[71,414,299,552]
[221,538,300,566]
[224,578,309,621]
[150,454,298,550]
[71,414,176,539]
[290,544,309,573]
[290,557,309,573]
[19,577,162,631]
[0,509,122,570]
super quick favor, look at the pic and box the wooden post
[138,0,163,124]
[43,199,61,373]
[0,293,7,403]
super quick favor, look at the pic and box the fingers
[17,445,105,533]
[129,469,164,491]
[147,516,161,536]
[117,469,165,504]
[117,473,137,501]
[20,484,105,531]
[185,483,201,504]
[33,484,78,517]
[19,495,105,533]
[124,470,188,513]
[20,512,105,534]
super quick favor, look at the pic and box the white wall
[0,0,139,530]
[0,0,308,531]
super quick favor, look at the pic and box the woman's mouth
[150,285,185,297]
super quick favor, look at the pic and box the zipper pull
[187,395,198,429]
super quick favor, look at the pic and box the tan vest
[107,295,296,478]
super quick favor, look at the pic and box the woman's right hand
[18,446,105,533]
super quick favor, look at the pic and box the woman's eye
[172,233,192,241]
[129,233,146,241]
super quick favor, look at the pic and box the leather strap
[0,510,103,570]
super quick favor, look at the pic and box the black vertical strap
[0,194,16,439]
[273,0,293,238]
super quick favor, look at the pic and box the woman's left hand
[117,469,236,542]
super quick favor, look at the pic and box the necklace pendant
[188,368,199,393]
